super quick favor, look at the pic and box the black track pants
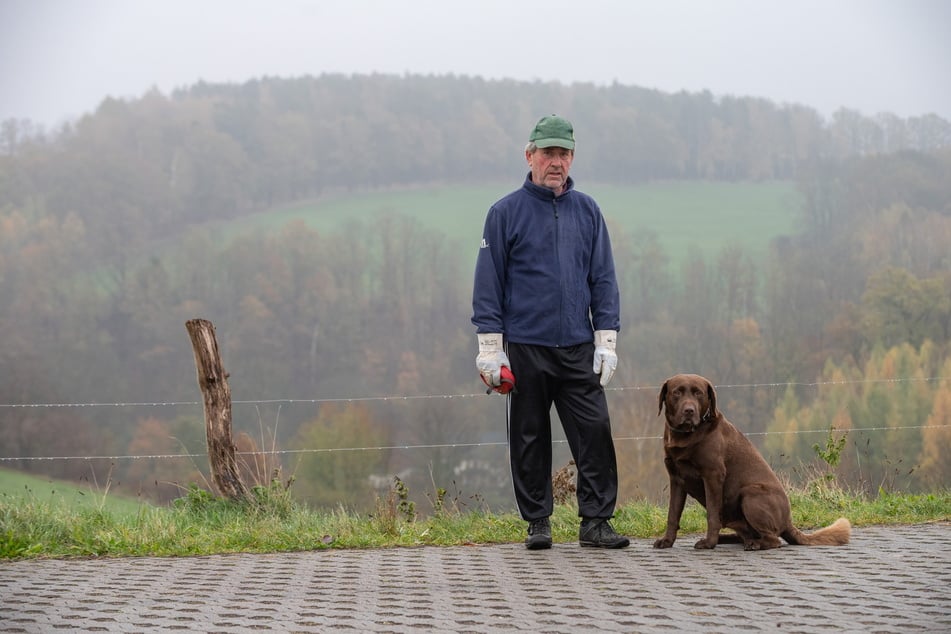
[506,342,619,521]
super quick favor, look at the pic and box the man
[471,114,629,550]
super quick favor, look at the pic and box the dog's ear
[705,379,719,419]
[658,380,669,416]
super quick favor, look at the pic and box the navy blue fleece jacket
[471,174,620,346]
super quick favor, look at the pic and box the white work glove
[476,333,510,388]
[593,330,618,387]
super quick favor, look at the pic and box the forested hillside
[1,74,950,511]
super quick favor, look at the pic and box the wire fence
[1,375,948,464]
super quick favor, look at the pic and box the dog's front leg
[654,475,686,548]
[694,471,725,549]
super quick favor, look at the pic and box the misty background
[2,0,950,513]
[3,0,950,126]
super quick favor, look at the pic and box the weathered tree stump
[185,318,249,501]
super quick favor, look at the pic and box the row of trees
[767,342,951,491]
[3,75,949,250]
[1,75,950,510]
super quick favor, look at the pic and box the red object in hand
[482,366,517,394]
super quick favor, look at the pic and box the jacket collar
[523,172,575,201]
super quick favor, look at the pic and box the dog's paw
[653,537,675,549]
[693,538,717,549]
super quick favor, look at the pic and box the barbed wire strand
[1,423,947,463]
[1,376,948,462]
[0,375,947,409]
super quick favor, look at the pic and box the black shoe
[579,518,630,549]
[525,517,552,550]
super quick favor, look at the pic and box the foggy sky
[2,0,950,128]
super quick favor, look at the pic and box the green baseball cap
[528,115,575,150]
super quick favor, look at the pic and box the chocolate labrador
[653,373,851,550]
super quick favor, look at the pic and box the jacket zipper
[553,198,563,346]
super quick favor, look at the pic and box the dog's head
[658,374,719,433]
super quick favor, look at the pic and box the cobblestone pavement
[1,522,949,633]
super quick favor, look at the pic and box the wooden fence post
[185,318,249,502]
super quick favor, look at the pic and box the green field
[0,467,150,515]
[209,181,800,264]
[588,181,801,260]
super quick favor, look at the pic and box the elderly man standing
[471,114,629,550]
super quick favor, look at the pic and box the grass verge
[2,480,948,560]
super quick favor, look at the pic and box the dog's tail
[784,517,851,546]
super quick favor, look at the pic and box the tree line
[1,74,950,510]
[3,74,949,242]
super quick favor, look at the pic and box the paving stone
[0,522,948,632]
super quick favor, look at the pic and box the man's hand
[593,330,618,387]
[476,333,512,392]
